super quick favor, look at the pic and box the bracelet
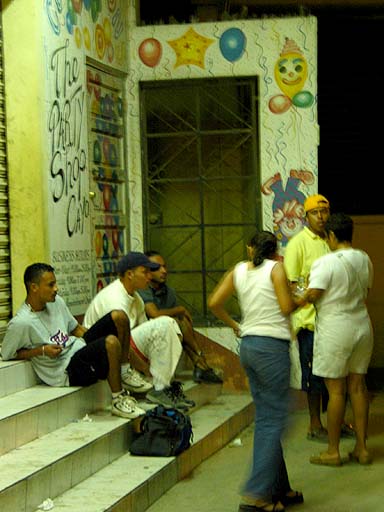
[42,345,45,356]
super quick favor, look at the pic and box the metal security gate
[141,77,261,325]
[0,13,11,341]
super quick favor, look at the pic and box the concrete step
[0,378,226,512]
[32,393,254,512]
[0,380,111,456]
[0,360,40,397]
[0,350,252,512]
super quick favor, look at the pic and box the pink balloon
[138,38,162,67]
[269,94,292,114]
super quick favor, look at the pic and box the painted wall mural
[261,169,314,246]
[87,66,127,291]
[44,0,128,313]
[45,0,126,67]
[41,6,318,313]
[269,37,314,114]
[127,17,318,251]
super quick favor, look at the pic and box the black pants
[66,313,118,386]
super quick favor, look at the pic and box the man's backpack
[129,405,193,457]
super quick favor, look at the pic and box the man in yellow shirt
[284,194,354,441]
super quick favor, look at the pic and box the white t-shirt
[233,260,292,341]
[309,248,374,377]
[309,248,373,318]
[83,278,147,329]
[1,295,85,386]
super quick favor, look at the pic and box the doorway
[140,77,261,324]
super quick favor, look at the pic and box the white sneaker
[111,391,145,419]
[121,367,153,393]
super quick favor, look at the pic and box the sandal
[306,427,328,442]
[310,452,342,466]
[239,502,285,511]
[348,451,373,465]
[280,491,304,507]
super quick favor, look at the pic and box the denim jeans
[240,335,291,502]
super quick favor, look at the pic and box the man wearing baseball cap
[303,194,329,213]
[284,194,354,441]
[84,252,192,410]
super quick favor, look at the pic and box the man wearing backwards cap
[84,252,191,410]
[284,194,354,441]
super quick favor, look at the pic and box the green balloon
[91,0,99,22]
[292,91,314,108]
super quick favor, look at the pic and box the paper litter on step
[37,498,54,510]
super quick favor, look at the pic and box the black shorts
[66,313,117,387]
[66,337,109,386]
[83,313,118,343]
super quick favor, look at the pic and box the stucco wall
[3,4,319,315]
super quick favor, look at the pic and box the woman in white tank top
[209,231,302,512]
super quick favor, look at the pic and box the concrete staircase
[0,357,253,512]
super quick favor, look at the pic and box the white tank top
[233,260,292,340]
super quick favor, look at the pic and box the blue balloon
[219,28,246,62]
[65,12,74,35]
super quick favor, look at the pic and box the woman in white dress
[296,212,374,467]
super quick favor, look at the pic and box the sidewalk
[147,391,384,512]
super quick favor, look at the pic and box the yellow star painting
[168,28,214,69]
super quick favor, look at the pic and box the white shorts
[313,314,373,378]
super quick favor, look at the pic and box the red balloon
[269,94,292,114]
[138,38,162,67]
[103,184,111,211]
[112,229,119,251]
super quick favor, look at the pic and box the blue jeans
[240,335,291,502]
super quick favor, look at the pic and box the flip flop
[309,453,342,466]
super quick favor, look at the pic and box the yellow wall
[3,0,48,309]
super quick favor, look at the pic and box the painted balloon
[71,0,82,14]
[118,230,124,252]
[219,28,246,62]
[74,26,82,48]
[66,12,74,34]
[103,138,110,162]
[269,94,292,114]
[109,144,118,166]
[274,47,308,99]
[83,26,91,50]
[292,90,314,108]
[103,184,111,211]
[93,140,101,163]
[112,229,119,251]
[138,38,162,67]
[95,231,102,256]
[102,233,109,256]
